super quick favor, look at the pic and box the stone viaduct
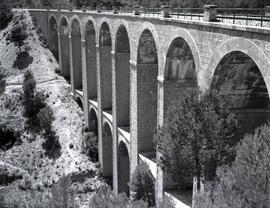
[29,8,270,207]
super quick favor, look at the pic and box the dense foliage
[155,88,237,190]
[22,70,61,159]
[195,123,270,208]
[0,0,13,30]
[130,162,155,206]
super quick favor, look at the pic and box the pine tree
[155,88,237,191]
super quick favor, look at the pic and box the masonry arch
[136,29,158,154]
[99,22,112,110]
[75,96,83,110]
[59,16,70,79]
[102,122,113,181]
[163,37,198,112]
[210,50,270,139]
[85,19,97,100]
[118,141,130,195]
[71,17,83,91]
[115,24,130,128]
[48,15,59,61]
[89,108,98,134]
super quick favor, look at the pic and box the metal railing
[45,6,270,28]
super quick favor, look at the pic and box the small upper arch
[163,28,201,79]
[135,22,161,66]
[59,15,70,34]
[97,18,114,47]
[69,15,83,37]
[82,16,97,41]
[114,20,131,53]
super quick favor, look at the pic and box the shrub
[0,124,19,150]
[130,162,155,206]
[89,184,129,208]
[22,70,37,126]
[0,1,13,30]
[155,88,237,191]
[82,131,98,162]
[7,23,28,52]
[13,51,33,70]
[194,123,270,208]
[38,106,61,159]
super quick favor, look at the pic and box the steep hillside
[0,10,103,208]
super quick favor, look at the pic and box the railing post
[113,6,118,14]
[161,5,170,18]
[265,6,270,16]
[133,6,140,15]
[203,5,217,22]
[96,6,102,13]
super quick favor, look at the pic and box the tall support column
[96,44,104,170]
[57,32,62,74]
[130,60,138,178]
[111,50,118,192]
[69,35,75,95]
[156,76,165,207]
[81,39,90,128]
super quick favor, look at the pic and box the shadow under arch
[89,108,98,134]
[136,29,158,154]
[118,141,130,195]
[210,50,270,139]
[59,16,70,80]
[164,37,198,113]
[71,18,82,91]
[115,24,130,128]
[48,15,59,61]
[85,19,97,100]
[102,122,113,182]
[99,22,112,110]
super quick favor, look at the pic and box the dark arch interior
[85,21,97,100]
[71,19,82,91]
[211,51,270,138]
[75,97,83,110]
[89,108,98,134]
[136,29,158,154]
[99,23,112,111]
[60,17,70,80]
[164,37,197,112]
[48,17,59,61]
[102,123,113,181]
[115,25,130,129]
[118,141,130,195]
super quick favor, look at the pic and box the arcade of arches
[45,13,270,206]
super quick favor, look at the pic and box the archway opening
[89,108,98,135]
[102,123,113,184]
[136,29,158,154]
[99,22,112,111]
[163,37,198,207]
[85,20,97,100]
[60,17,70,80]
[115,25,130,129]
[75,97,83,110]
[118,141,130,195]
[211,51,270,140]
[71,19,82,91]
[48,16,59,61]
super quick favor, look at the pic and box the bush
[89,184,129,208]
[7,23,28,52]
[194,123,270,208]
[0,124,19,150]
[0,1,13,30]
[82,131,98,162]
[130,162,155,206]
[13,51,33,70]
[38,106,61,159]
